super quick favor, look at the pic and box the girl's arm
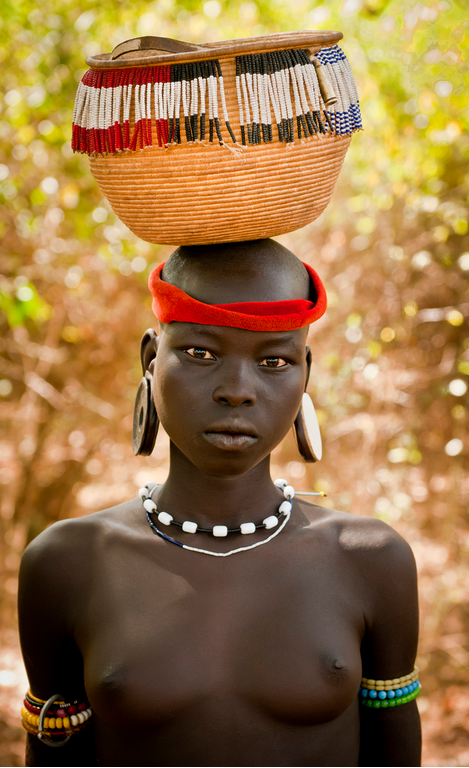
[356,523,421,767]
[18,520,98,767]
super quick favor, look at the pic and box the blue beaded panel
[235,45,361,145]
[314,45,362,135]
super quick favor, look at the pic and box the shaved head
[161,239,311,306]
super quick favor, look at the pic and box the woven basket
[79,32,359,245]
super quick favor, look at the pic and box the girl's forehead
[160,322,308,350]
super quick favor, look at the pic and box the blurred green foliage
[0,1,469,764]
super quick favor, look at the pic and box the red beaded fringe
[72,65,171,155]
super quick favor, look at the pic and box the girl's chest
[79,549,364,729]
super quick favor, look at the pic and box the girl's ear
[305,345,312,391]
[140,328,159,374]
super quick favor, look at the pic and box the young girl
[18,239,421,767]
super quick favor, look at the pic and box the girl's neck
[155,443,283,529]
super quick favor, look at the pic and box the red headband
[148,261,326,331]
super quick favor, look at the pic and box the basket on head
[74,31,361,246]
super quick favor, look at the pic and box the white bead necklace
[140,479,298,558]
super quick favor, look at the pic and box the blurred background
[0,0,468,765]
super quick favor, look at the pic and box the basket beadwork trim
[72,44,361,155]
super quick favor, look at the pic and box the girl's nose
[212,361,257,407]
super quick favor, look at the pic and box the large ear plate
[294,392,322,462]
[132,372,159,456]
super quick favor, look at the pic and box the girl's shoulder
[296,498,416,581]
[19,496,141,593]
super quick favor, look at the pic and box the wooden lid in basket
[86,30,343,69]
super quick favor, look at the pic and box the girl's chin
[174,448,271,477]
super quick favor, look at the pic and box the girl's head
[142,239,321,476]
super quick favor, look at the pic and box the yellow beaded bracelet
[21,691,92,747]
[361,666,419,691]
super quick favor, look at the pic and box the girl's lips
[203,431,258,451]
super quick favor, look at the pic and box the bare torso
[22,494,412,767]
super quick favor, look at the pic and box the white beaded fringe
[72,44,361,155]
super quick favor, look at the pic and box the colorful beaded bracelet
[21,691,92,746]
[24,691,90,716]
[359,667,421,709]
[360,683,421,708]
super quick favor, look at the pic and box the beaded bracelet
[359,667,421,709]
[21,691,92,746]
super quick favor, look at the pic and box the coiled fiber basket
[80,31,358,246]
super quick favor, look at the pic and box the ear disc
[132,372,159,456]
[294,392,322,462]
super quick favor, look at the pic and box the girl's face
[150,322,309,477]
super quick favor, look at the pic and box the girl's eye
[186,347,215,360]
[260,357,288,368]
